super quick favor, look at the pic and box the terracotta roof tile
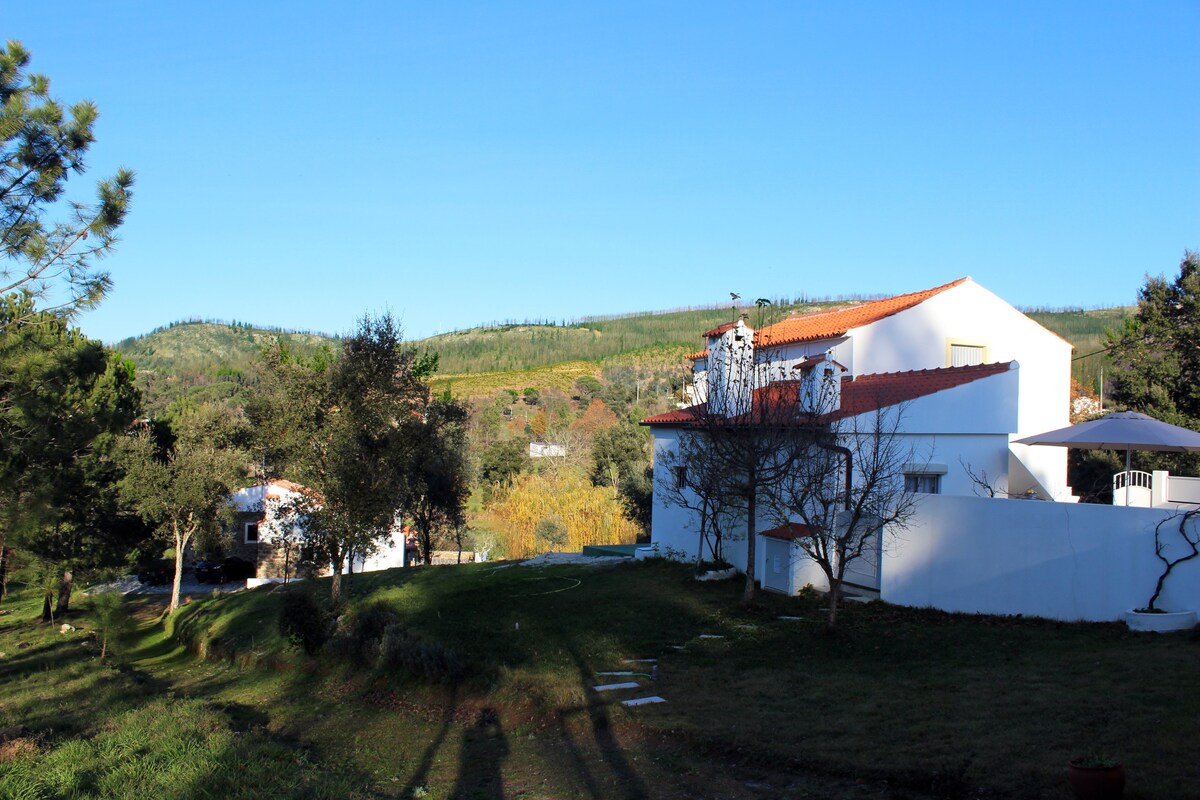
[702,320,754,338]
[753,278,969,348]
[686,350,708,361]
[641,361,1012,427]
[760,523,813,541]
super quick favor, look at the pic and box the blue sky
[7,2,1198,343]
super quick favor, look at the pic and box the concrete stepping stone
[622,658,657,664]
[596,671,637,676]
[698,634,724,639]
[622,696,666,707]
[593,682,639,692]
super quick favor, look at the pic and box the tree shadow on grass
[399,686,459,799]
[450,707,509,800]
[573,647,651,800]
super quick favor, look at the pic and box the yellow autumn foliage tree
[486,469,640,558]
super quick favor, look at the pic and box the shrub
[378,623,466,682]
[325,601,400,665]
[323,602,466,681]
[277,589,329,655]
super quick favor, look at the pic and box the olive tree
[119,404,248,613]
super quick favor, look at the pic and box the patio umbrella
[1017,411,1200,454]
[1016,411,1200,502]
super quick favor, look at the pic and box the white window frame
[945,338,989,368]
[244,522,260,544]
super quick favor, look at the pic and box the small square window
[245,523,259,543]
[673,466,687,489]
[905,474,941,494]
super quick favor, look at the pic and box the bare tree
[655,447,739,566]
[1145,506,1200,611]
[769,402,919,627]
[652,320,811,605]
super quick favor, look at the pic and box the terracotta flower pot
[1067,761,1125,799]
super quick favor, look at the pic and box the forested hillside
[1025,306,1130,393]
[113,302,1131,413]
[113,321,335,412]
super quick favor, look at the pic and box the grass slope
[4,562,1194,799]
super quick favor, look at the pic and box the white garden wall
[883,494,1200,621]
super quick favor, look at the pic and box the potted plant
[1067,753,1124,799]
[1123,507,1199,633]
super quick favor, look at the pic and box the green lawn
[2,561,1196,799]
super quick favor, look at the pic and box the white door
[762,537,791,594]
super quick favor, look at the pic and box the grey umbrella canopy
[1016,411,1200,498]
[1015,411,1200,453]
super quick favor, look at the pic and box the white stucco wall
[354,528,407,572]
[883,494,1199,621]
[649,428,752,569]
[848,281,1072,499]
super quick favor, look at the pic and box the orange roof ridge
[848,360,1014,381]
[702,320,755,338]
[754,277,971,348]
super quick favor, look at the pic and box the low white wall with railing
[882,494,1200,621]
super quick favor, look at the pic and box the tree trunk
[55,569,73,616]
[742,488,757,606]
[42,592,53,623]
[0,540,8,605]
[329,543,344,608]
[169,522,190,613]
[827,577,841,628]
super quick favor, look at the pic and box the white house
[644,277,1076,595]
[529,442,568,458]
[227,479,410,582]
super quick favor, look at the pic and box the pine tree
[0,41,134,323]
[1109,251,1200,473]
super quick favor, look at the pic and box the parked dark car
[195,557,256,584]
[193,559,223,584]
[136,559,173,586]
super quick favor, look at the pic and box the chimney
[707,319,755,417]
[798,350,843,415]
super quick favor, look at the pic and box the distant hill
[114,303,1132,411]
[417,300,839,374]
[114,321,336,412]
[1024,306,1131,392]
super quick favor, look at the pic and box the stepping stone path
[594,657,665,707]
